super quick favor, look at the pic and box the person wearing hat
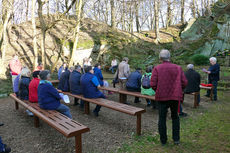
[29,71,40,103]
[150,49,187,145]
[38,70,72,119]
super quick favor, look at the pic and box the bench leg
[34,116,40,127]
[119,94,127,103]
[210,88,213,101]
[84,102,90,114]
[194,93,198,108]
[75,135,82,153]
[136,114,141,136]
[15,101,19,110]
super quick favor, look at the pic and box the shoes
[93,110,99,117]
[1,145,11,153]
[174,141,180,145]
[26,110,34,117]
[124,102,131,105]
[179,112,188,117]
[204,95,210,98]
[74,102,79,106]
[147,103,151,107]
[0,123,4,126]
[134,100,141,103]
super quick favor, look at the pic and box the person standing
[9,54,22,86]
[150,49,187,145]
[58,63,67,80]
[117,57,130,89]
[58,67,74,92]
[204,57,220,101]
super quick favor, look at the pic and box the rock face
[181,2,230,56]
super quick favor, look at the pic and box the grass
[116,91,230,153]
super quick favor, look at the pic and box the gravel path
[0,92,212,153]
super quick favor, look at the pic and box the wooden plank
[81,98,146,116]
[10,94,89,138]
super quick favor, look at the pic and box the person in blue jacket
[204,57,220,101]
[38,70,72,119]
[69,65,84,107]
[80,66,105,116]
[58,63,68,80]
[58,67,73,92]
[126,68,142,103]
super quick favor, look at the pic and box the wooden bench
[58,91,146,136]
[184,92,200,108]
[100,86,200,108]
[200,85,213,101]
[9,93,89,153]
[98,86,155,104]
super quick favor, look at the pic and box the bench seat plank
[9,93,89,153]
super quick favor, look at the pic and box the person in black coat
[19,68,31,100]
[69,65,84,107]
[58,67,73,92]
[126,68,142,103]
[184,64,201,103]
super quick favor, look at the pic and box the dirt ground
[0,91,213,153]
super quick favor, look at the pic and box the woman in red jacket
[29,71,40,103]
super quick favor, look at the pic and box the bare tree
[32,0,38,70]
[181,0,185,24]
[110,0,116,28]
[166,0,172,29]
[69,0,83,66]
[154,0,160,41]
[135,0,140,32]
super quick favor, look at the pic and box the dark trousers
[94,94,106,113]
[158,100,180,144]
[126,87,141,103]
[74,98,84,108]
[207,80,218,100]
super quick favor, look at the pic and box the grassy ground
[116,91,230,153]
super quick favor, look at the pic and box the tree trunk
[56,0,60,13]
[166,0,172,29]
[32,0,38,70]
[37,0,47,68]
[110,0,116,28]
[69,0,83,67]
[191,0,196,18]
[154,0,159,42]
[181,0,185,24]
[0,0,13,79]
[135,1,140,32]
[26,0,29,21]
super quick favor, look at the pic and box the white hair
[20,67,31,77]
[187,64,194,69]
[159,49,170,61]
[209,57,217,63]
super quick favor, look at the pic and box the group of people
[2,51,220,150]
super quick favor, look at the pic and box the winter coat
[19,76,31,100]
[150,61,187,102]
[38,82,61,110]
[93,67,104,86]
[80,72,104,98]
[208,63,220,81]
[126,70,142,90]
[69,70,82,95]
[58,70,70,92]
[184,69,201,93]
[29,78,40,103]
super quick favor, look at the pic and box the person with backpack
[126,68,142,104]
[141,66,156,108]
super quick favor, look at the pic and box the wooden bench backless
[59,91,146,135]
[10,93,89,153]
[200,85,213,101]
